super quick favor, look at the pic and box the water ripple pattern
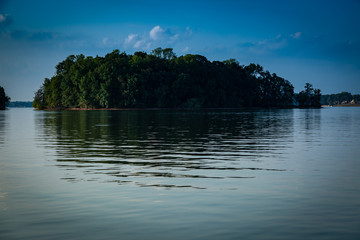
[35,110,293,189]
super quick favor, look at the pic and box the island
[33,48,321,110]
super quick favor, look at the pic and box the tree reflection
[0,112,7,147]
[35,109,294,189]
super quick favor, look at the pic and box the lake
[1,108,359,239]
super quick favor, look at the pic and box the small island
[33,48,321,110]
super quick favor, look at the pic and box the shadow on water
[35,109,294,189]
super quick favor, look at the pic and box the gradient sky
[1,0,360,101]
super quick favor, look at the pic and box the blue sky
[1,0,360,101]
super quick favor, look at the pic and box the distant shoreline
[38,106,322,111]
[322,104,360,107]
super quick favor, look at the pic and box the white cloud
[125,34,139,44]
[149,25,165,40]
[124,33,151,49]
[182,46,190,52]
[102,37,109,45]
[170,34,179,41]
[134,40,151,50]
[124,25,193,51]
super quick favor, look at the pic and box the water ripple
[36,110,293,189]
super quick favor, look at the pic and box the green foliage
[295,83,321,108]
[0,86,11,110]
[151,47,176,60]
[33,86,45,109]
[33,49,299,109]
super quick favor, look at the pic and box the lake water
[1,108,359,239]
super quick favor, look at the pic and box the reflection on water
[302,109,321,131]
[0,111,6,147]
[0,112,7,204]
[35,109,294,189]
[2,108,360,240]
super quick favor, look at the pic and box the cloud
[134,39,151,49]
[124,25,192,51]
[102,37,109,45]
[0,14,13,28]
[124,33,150,49]
[125,34,139,44]
[181,46,190,52]
[171,34,179,41]
[149,25,180,42]
[149,25,165,40]
[124,33,149,49]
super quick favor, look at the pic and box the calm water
[1,108,359,239]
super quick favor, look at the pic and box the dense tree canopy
[0,86,11,110]
[33,48,301,109]
[295,83,321,108]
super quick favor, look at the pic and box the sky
[0,0,360,101]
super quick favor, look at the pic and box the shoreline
[322,104,360,107]
[36,106,323,111]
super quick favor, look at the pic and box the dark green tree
[162,48,176,60]
[33,49,300,110]
[33,86,45,109]
[151,47,163,58]
[296,83,321,108]
[0,86,11,110]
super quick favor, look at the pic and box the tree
[162,48,176,60]
[33,86,45,109]
[0,86,11,110]
[33,48,302,109]
[296,83,321,108]
[151,47,163,58]
[312,89,321,107]
[223,58,239,66]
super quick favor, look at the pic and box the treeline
[8,101,33,108]
[33,48,315,109]
[321,92,360,105]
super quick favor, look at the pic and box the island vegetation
[295,83,322,108]
[0,85,11,110]
[33,48,321,110]
[321,92,360,106]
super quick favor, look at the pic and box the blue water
[1,108,359,239]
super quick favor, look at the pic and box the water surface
[1,108,359,239]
